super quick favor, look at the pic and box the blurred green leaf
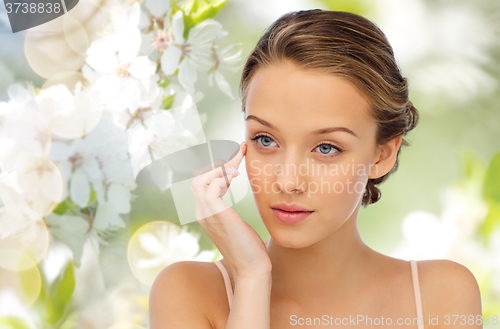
[33,261,76,326]
[53,193,89,215]
[64,197,78,210]
[53,202,68,215]
[52,262,75,306]
[161,94,175,109]
[181,0,227,39]
[59,311,78,329]
[19,264,41,305]
[47,262,75,324]
[0,317,31,329]
[191,0,227,25]
[45,215,89,267]
[478,153,500,243]
[479,200,500,242]
[159,77,171,88]
[53,197,80,216]
[32,277,50,323]
[315,0,373,16]
[483,152,500,203]
[170,2,182,17]
[88,189,96,205]
[462,150,485,180]
[181,0,195,14]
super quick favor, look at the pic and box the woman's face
[244,60,387,248]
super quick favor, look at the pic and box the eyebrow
[245,114,359,138]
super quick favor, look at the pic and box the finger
[193,170,237,221]
[223,141,246,173]
[192,141,244,192]
[192,159,227,179]
[212,173,236,199]
[205,174,235,216]
[191,181,214,221]
[193,157,238,189]
[190,187,205,221]
[192,161,226,191]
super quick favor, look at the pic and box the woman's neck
[265,207,382,309]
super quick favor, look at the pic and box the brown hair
[239,9,419,207]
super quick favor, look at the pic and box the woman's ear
[368,135,403,179]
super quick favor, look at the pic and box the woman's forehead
[245,63,375,136]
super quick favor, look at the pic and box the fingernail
[226,166,240,175]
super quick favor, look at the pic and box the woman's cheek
[312,163,365,199]
[246,158,265,195]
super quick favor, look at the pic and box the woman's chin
[267,231,314,249]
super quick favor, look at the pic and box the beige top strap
[410,260,424,329]
[213,260,234,309]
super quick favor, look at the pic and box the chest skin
[206,259,425,329]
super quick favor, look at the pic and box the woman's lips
[271,208,313,224]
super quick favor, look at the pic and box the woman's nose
[273,154,309,194]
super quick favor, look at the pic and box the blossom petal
[214,70,234,99]
[128,56,157,80]
[86,36,119,73]
[44,213,89,267]
[6,84,32,105]
[107,184,131,214]
[187,19,222,45]
[127,2,141,28]
[70,168,90,207]
[137,257,164,269]
[145,0,170,18]
[171,10,184,43]
[118,26,141,65]
[178,58,197,94]
[193,250,217,262]
[138,232,163,255]
[171,230,199,257]
[41,168,62,202]
[161,46,182,75]
[57,160,71,201]
[220,43,243,67]
[84,157,103,182]
[216,28,228,39]
[138,9,150,30]
[48,142,71,162]
[93,203,125,231]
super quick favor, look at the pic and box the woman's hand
[190,141,272,280]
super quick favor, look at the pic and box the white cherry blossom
[161,10,223,94]
[36,82,104,139]
[207,42,243,100]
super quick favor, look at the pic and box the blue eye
[249,133,344,158]
[250,134,277,148]
[258,136,276,147]
[315,144,339,155]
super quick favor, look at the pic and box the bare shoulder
[149,260,222,329]
[417,259,482,327]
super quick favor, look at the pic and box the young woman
[149,9,482,329]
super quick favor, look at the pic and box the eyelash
[249,133,344,158]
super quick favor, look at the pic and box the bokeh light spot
[0,249,41,306]
[0,205,49,270]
